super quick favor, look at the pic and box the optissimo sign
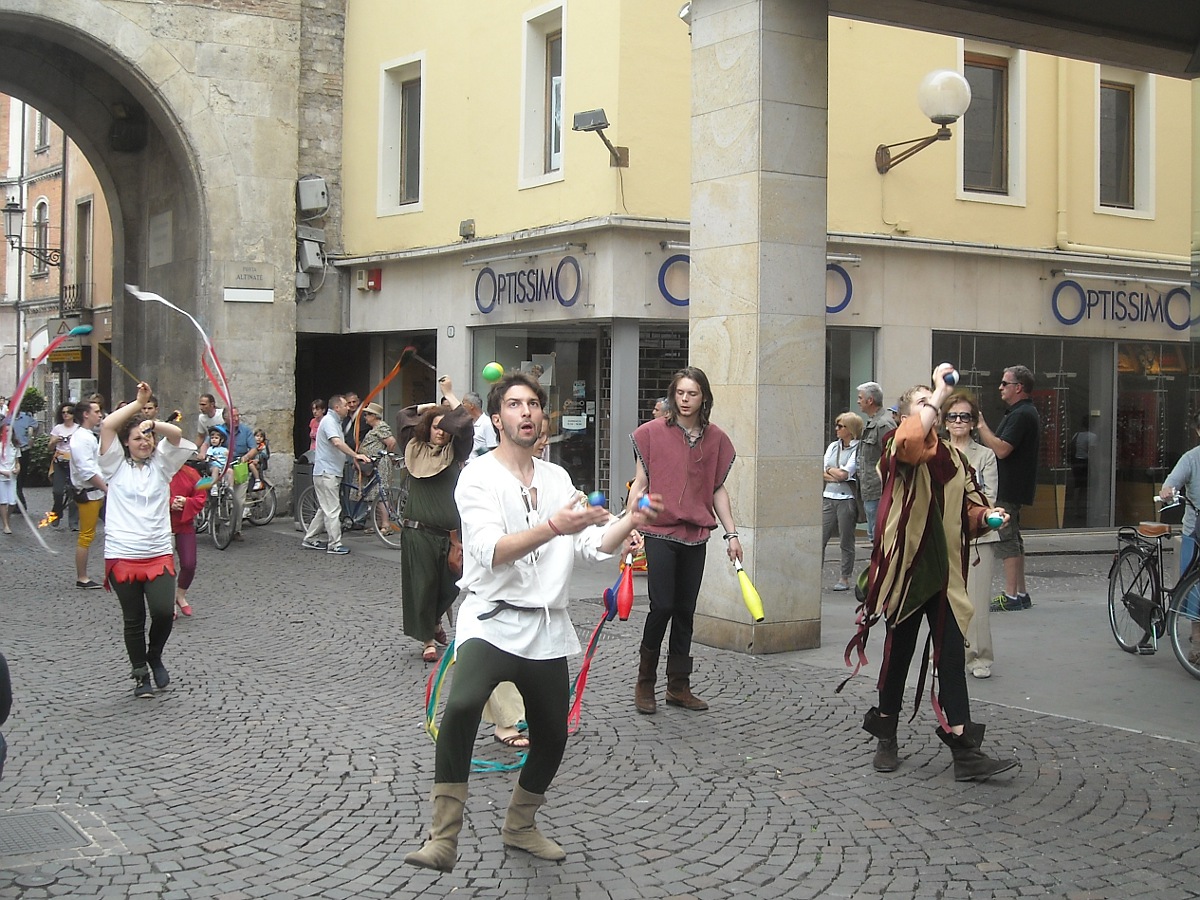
[1051,280,1193,331]
[474,257,582,314]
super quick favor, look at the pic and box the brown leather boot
[664,654,708,711]
[635,644,659,714]
[404,783,469,872]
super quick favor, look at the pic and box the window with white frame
[963,54,1007,193]
[34,111,49,151]
[33,200,49,274]
[520,4,565,187]
[958,43,1025,205]
[546,31,563,172]
[1099,81,1134,208]
[1096,67,1154,216]
[379,55,423,213]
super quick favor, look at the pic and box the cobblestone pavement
[2,491,1198,898]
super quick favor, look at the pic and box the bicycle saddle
[1136,522,1170,539]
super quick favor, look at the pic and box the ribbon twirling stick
[125,285,232,475]
[96,343,142,386]
[0,324,93,554]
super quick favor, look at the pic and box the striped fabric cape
[840,414,991,712]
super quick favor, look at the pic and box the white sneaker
[971,665,992,679]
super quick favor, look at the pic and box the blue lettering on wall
[474,255,583,314]
[1052,280,1192,331]
[826,263,852,314]
[658,254,690,307]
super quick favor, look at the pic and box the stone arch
[0,0,302,446]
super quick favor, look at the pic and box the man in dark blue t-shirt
[977,365,1041,611]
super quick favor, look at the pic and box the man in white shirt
[405,372,658,874]
[196,393,225,453]
[462,391,498,462]
[301,395,370,555]
[69,400,106,589]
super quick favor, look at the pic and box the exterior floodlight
[571,108,628,167]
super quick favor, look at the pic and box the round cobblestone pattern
[1,497,1198,899]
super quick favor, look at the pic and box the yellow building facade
[336,6,1194,531]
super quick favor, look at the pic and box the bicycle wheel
[298,485,319,531]
[1108,546,1157,653]
[248,485,277,526]
[373,488,404,548]
[193,499,210,534]
[212,488,235,550]
[1168,569,1200,680]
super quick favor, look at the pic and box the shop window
[958,44,1024,205]
[380,55,423,213]
[1096,67,1154,216]
[824,327,876,436]
[520,4,565,188]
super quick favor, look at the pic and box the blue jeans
[1179,533,1200,619]
[864,499,880,542]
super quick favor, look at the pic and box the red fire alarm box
[366,268,382,291]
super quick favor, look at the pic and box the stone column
[690,0,829,654]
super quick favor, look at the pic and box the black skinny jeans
[112,573,176,673]
[641,536,706,658]
[435,639,568,794]
[878,592,970,727]
[51,463,78,526]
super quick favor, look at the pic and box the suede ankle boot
[501,784,565,861]
[936,727,1019,782]
[664,654,708,711]
[862,707,900,772]
[635,644,659,715]
[405,783,469,872]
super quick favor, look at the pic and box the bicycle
[297,452,404,548]
[243,477,277,527]
[1107,490,1200,680]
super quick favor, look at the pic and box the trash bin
[293,456,314,527]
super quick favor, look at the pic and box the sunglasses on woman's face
[944,412,974,423]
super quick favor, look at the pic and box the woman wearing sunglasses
[941,389,999,679]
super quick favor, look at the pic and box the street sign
[47,318,83,351]
[48,349,82,363]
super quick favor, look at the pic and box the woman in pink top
[308,398,326,452]
[629,367,740,716]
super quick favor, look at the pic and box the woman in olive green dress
[399,400,473,662]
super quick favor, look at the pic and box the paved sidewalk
[1,491,1198,898]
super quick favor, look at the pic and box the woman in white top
[942,389,1000,679]
[100,383,196,700]
[47,403,80,529]
[822,411,864,591]
[0,426,19,534]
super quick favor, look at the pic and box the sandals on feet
[434,624,448,646]
[422,645,438,663]
[494,732,531,750]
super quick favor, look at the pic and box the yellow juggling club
[733,559,765,623]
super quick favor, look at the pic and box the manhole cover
[0,811,90,855]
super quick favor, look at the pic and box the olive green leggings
[434,639,568,794]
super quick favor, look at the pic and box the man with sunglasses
[975,365,1040,611]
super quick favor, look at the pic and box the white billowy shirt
[454,451,611,660]
[100,437,197,559]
